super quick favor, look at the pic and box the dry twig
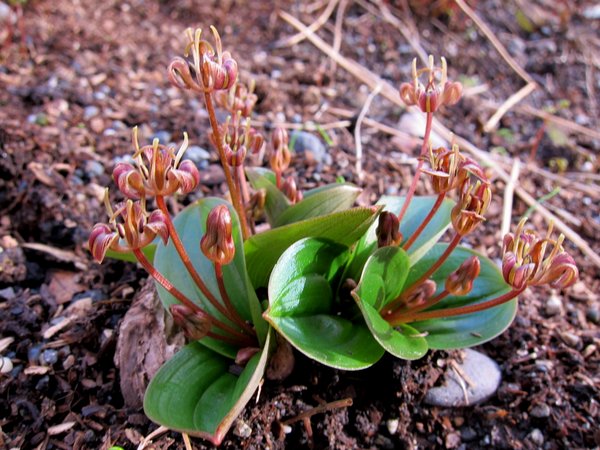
[501,159,520,236]
[354,84,382,179]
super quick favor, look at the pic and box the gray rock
[152,130,171,144]
[424,349,501,407]
[586,306,600,324]
[41,349,58,365]
[559,331,581,348]
[83,106,100,120]
[290,130,328,164]
[85,160,105,178]
[583,5,600,19]
[185,145,211,165]
[545,295,562,316]
[527,428,544,446]
[530,403,551,418]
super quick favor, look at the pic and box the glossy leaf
[347,195,454,280]
[144,332,270,446]
[245,206,381,288]
[245,167,289,225]
[265,238,384,369]
[274,183,361,227]
[405,244,515,349]
[154,198,267,357]
[352,247,428,360]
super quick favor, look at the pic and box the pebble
[0,356,13,374]
[85,160,105,178]
[185,145,211,165]
[530,403,551,418]
[83,105,100,120]
[559,331,581,348]
[41,349,58,366]
[583,5,600,19]
[460,427,477,442]
[28,344,43,364]
[233,420,252,438]
[445,432,461,449]
[527,428,544,446]
[545,295,562,316]
[200,164,225,186]
[290,131,328,165]
[424,349,501,407]
[586,306,599,324]
[535,360,554,373]
[112,154,135,166]
[386,418,399,435]
[152,130,171,144]
[0,287,15,300]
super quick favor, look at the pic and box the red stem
[402,193,446,250]
[403,288,524,323]
[203,91,250,239]
[215,263,255,336]
[156,195,241,326]
[396,112,433,225]
[132,248,250,342]
[386,288,450,325]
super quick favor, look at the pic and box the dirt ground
[0,0,599,449]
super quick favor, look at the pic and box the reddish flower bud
[445,256,480,296]
[272,127,289,153]
[376,211,403,248]
[247,189,266,221]
[282,176,302,204]
[89,223,119,263]
[170,304,212,341]
[421,143,467,194]
[201,205,236,265]
[235,347,260,366]
[224,143,247,167]
[270,128,292,176]
[403,280,437,309]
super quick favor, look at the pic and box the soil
[1,0,599,449]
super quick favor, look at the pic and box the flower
[399,55,463,113]
[113,128,200,199]
[89,192,169,263]
[502,219,578,290]
[376,211,402,248]
[451,179,491,235]
[445,255,480,296]
[201,204,236,265]
[269,127,291,175]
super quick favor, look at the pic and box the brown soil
[1,1,598,449]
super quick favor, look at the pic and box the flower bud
[89,223,119,263]
[451,180,491,235]
[403,280,437,309]
[282,176,301,204]
[376,211,403,248]
[225,143,247,167]
[445,256,480,296]
[235,347,260,366]
[201,205,236,265]
[170,304,212,341]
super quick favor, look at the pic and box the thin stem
[156,196,240,325]
[237,164,250,204]
[132,248,250,343]
[404,288,524,323]
[402,192,445,250]
[275,170,282,189]
[384,233,462,314]
[203,91,250,239]
[387,288,450,325]
[396,112,433,225]
[215,263,255,336]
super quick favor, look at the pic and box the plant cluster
[89,27,578,445]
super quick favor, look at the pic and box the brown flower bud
[170,304,212,341]
[376,211,403,248]
[282,176,302,204]
[403,280,437,309]
[201,204,236,265]
[445,256,480,296]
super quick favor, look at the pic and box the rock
[445,432,461,448]
[545,295,562,316]
[152,130,171,144]
[586,306,600,324]
[424,349,501,407]
[85,160,105,178]
[83,105,100,120]
[41,349,58,365]
[559,331,581,348]
[0,287,15,300]
[583,5,600,19]
[185,145,211,165]
[398,111,447,148]
[200,164,226,186]
[386,418,399,435]
[233,420,252,438]
[527,428,544,446]
[530,403,551,418]
[290,131,328,165]
[0,356,13,374]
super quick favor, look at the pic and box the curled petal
[542,252,579,289]
[168,57,200,91]
[170,160,200,194]
[442,81,463,106]
[272,127,288,152]
[113,163,144,199]
[89,223,120,263]
[399,82,417,106]
[146,210,170,245]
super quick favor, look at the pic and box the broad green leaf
[347,196,454,280]
[105,244,156,263]
[352,247,428,360]
[144,331,270,446]
[246,167,290,225]
[265,238,384,369]
[245,206,381,288]
[154,198,267,358]
[274,183,361,227]
[404,244,515,349]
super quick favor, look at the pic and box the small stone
[200,164,225,186]
[83,106,100,120]
[41,349,58,366]
[90,117,105,133]
[527,428,544,446]
[386,418,399,435]
[460,427,477,442]
[545,295,562,316]
[152,130,171,144]
[85,160,105,178]
[28,344,43,364]
[374,435,394,449]
[185,145,211,165]
[530,403,551,418]
[559,331,581,348]
[445,432,461,449]
[535,360,554,373]
[0,287,15,300]
[233,420,252,438]
[0,356,13,374]
[583,5,600,19]
[586,306,600,324]
[424,349,502,407]
[291,131,328,165]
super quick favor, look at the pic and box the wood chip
[24,365,51,375]
[47,271,85,304]
[20,243,87,270]
[47,421,76,435]
[0,336,15,353]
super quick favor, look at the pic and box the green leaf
[245,167,290,225]
[265,238,384,369]
[347,195,454,279]
[274,183,361,227]
[144,331,271,446]
[245,206,381,288]
[154,198,267,357]
[352,247,428,360]
[405,244,515,349]
[105,244,156,263]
